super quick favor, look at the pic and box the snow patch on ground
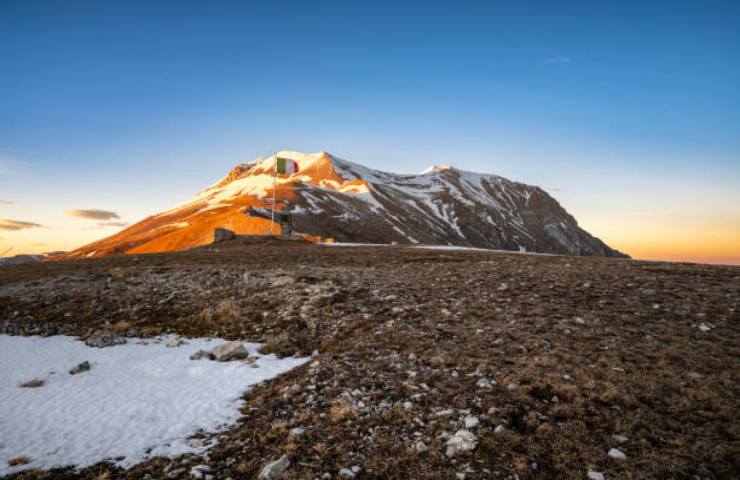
[0,335,309,476]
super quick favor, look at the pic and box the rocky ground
[1,238,738,479]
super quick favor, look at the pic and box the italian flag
[275,157,299,174]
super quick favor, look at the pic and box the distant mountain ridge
[63,151,628,259]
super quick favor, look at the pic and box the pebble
[587,470,605,480]
[69,361,91,375]
[189,465,212,480]
[463,416,479,429]
[288,427,306,439]
[476,377,493,389]
[166,338,185,348]
[338,467,356,479]
[494,425,506,434]
[166,468,185,479]
[258,455,291,480]
[84,331,126,348]
[611,434,629,443]
[608,447,626,460]
[189,350,214,361]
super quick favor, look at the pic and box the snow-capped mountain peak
[64,150,627,259]
[420,164,453,175]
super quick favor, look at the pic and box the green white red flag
[275,157,299,174]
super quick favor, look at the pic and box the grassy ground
[1,239,738,479]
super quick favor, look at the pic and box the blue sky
[1,0,739,262]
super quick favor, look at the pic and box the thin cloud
[97,221,130,228]
[0,200,13,205]
[0,219,43,231]
[544,55,571,64]
[65,209,120,221]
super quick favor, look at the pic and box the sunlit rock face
[64,151,627,259]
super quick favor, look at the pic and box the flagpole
[271,153,276,235]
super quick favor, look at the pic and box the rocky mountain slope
[64,151,627,258]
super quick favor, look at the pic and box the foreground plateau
[0,239,737,479]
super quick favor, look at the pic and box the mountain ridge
[63,151,628,259]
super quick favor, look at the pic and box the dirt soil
[1,238,738,479]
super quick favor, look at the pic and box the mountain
[63,151,628,259]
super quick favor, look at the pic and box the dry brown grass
[329,399,358,423]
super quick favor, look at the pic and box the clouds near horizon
[0,219,43,231]
[65,209,120,221]
[0,200,14,205]
[96,221,129,228]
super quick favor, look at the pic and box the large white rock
[211,341,248,362]
[445,429,478,457]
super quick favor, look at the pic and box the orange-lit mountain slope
[64,151,628,258]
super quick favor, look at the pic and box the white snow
[320,242,389,248]
[0,335,309,476]
[420,165,452,174]
[412,245,492,252]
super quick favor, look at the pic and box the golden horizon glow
[3,220,739,266]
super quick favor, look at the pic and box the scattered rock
[69,361,91,375]
[85,331,126,348]
[20,379,44,388]
[608,447,626,460]
[445,429,478,457]
[415,441,428,453]
[463,416,479,429]
[166,467,185,479]
[212,341,248,362]
[288,427,306,439]
[587,470,605,480]
[189,439,204,448]
[189,465,213,480]
[338,467,360,479]
[189,350,214,361]
[611,434,629,443]
[166,338,185,348]
[476,377,493,389]
[258,455,291,480]
[494,425,506,434]
[7,456,30,467]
